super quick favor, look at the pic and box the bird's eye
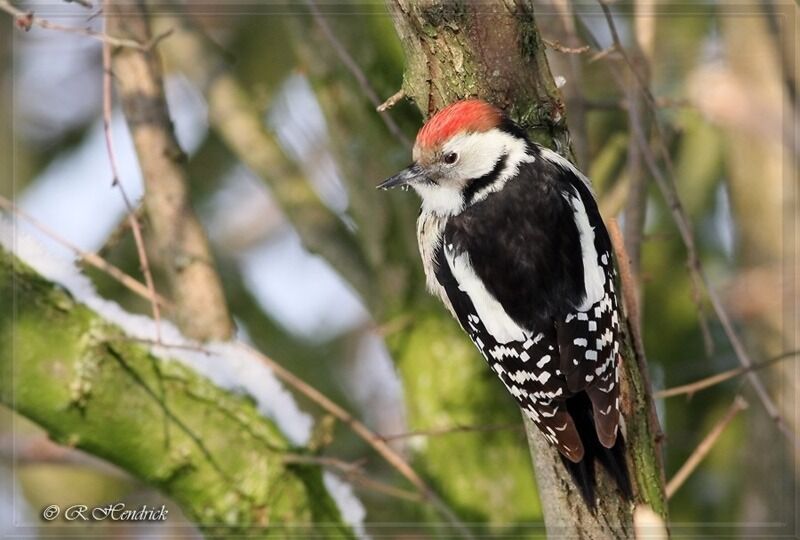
[443,152,459,165]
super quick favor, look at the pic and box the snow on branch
[0,216,365,535]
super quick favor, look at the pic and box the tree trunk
[387,0,667,535]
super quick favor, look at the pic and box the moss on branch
[0,245,353,538]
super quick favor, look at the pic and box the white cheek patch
[442,129,534,204]
[446,247,528,344]
[562,186,605,310]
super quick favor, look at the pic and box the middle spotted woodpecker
[378,99,631,506]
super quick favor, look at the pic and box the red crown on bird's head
[415,99,503,154]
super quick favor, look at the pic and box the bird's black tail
[560,392,632,508]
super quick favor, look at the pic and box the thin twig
[588,45,619,63]
[543,38,590,54]
[621,5,649,311]
[0,196,172,310]
[380,422,521,442]
[0,0,149,49]
[101,16,162,343]
[114,337,212,355]
[65,0,94,8]
[345,471,423,503]
[656,350,800,399]
[597,0,716,357]
[282,453,365,474]
[305,0,412,149]
[232,342,472,538]
[665,396,748,499]
[629,119,795,443]
[96,201,144,258]
[596,1,797,445]
[377,88,405,112]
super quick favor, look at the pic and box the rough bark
[0,245,353,538]
[387,0,667,535]
[107,1,234,341]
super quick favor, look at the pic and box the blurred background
[0,0,797,537]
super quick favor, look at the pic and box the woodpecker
[378,99,631,505]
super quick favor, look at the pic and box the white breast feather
[446,248,528,344]
[416,212,457,318]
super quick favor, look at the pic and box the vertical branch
[157,14,375,308]
[105,0,233,341]
[305,0,412,149]
[101,27,163,342]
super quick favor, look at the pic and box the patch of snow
[0,215,312,444]
[323,472,367,538]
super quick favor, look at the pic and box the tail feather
[562,392,631,507]
[596,432,633,500]
[560,453,597,509]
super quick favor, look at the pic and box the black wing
[554,173,622,448]
[437,152,624,458]
[433,242,586,462]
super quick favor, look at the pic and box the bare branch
[291,453,424,503]
[0,196,172,310]
[543,38,590,54]
[101,22,163,342]
[159,14,374,307]
[656,350,800,399]
[377,88,406,112]
[305,0,411,149]
[666,396,748,499]
[231,340,473,538]
[0,0,159,49]
[380,422,521,442]
[596,0,796,444]
[106,0,233,341]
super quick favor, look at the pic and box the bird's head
[378,99,533,216]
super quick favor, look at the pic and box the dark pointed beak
[377,163,426,190]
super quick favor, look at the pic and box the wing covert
[433,240,585,462]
